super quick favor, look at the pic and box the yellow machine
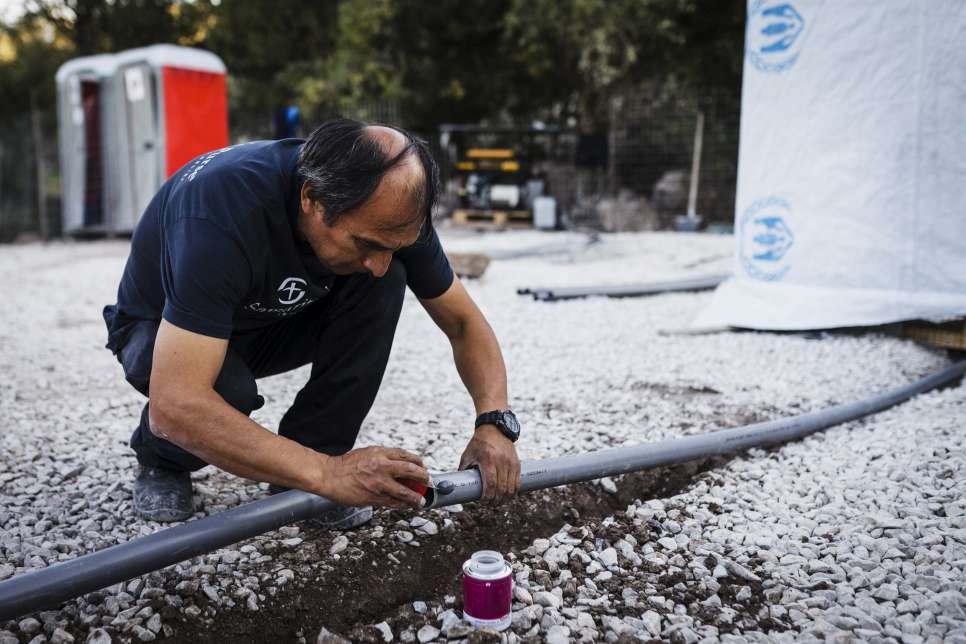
[439,125,570,227]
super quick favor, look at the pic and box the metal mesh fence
[2,88,738,240]
[563,85,740,231]
[0,109,61,243]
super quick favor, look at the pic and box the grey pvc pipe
[428,360,966,506]
[1,360,963,620]
[518,273,728,301]
[0,490,340,622]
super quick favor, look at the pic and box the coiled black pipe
[0,360,962,621]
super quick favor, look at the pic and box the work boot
[133,466,194,522]
[268,484,372,530]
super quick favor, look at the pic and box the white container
[533,196,556,230]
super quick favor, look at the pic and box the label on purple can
[462,550,512,631]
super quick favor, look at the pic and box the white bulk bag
[695,0,966,330]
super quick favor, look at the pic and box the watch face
[501,411,521,436]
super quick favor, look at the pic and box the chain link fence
[1,87,738,241]
[0,109,60,243]
[559,85,740,232]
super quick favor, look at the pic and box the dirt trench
[164,457,733,643]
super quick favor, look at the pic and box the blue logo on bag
[747,1,805,73]
[739,197,794,281]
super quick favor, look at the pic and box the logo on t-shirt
[277,277,307,304]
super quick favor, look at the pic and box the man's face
[298,159,424,277]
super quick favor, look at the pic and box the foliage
[203,0,337,122]
[1,0,745,131]
[0,0,214,120]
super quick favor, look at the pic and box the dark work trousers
[116,259,407,473]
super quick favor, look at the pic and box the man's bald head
[362,126,428,231]
[296,119,439,228]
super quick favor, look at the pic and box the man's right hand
[318,446,430,509]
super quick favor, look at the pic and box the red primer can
[400,478,428,497]
[462,550,512,631]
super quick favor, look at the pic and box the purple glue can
[462,550,513,631]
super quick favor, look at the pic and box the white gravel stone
[441,619,472,639]
[416,520,438,535]
[86,629,112,644]
[598,547,618,567]
[329,535,349,555]
[545,625,570,644]
[531,539,551,555]
[374,621,393,642]
[146,614,162,634]
[513,586,533,605]
[658,536,679,551]
[543,546,569,565]
[50,629,75,644]
[416,625,439,643]
[576,612,596,629]
[642,610,662,637]
[872,583,899,601]
[317,627,351,643]
[534,591,562,609]
[3,233,964,644]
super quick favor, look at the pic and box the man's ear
[299,182,324,219]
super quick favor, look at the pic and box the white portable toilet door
[60,74,88,233]
[61,73,110,232]
[120,62,159,228]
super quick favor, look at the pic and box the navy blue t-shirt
[103,139,453,351]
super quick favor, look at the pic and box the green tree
[502,0,744,129]
[1,0,216,118]
[287,0,519,131]
[203,0,338,127]
[21,0,211,56]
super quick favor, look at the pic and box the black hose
[0,360,962,621]
[518,274,728,301]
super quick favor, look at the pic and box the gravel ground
[0,228,962,643]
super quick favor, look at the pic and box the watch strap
[474,410,505,428]
[475,409,520,442]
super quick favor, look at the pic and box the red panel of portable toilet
[162,66,228,177]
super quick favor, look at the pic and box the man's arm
[420,277,521,501]
[148,319,429,508]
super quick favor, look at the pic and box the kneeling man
[103,119,521,525]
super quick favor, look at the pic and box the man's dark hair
[296,119,439,228]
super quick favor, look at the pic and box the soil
[155,455,789,643]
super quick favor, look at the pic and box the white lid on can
[464,550,509,580]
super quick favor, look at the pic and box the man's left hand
[458,425,521,502]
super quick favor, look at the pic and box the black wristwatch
[475,409,521,443]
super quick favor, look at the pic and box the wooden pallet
[452,208,532,226]
[903,319,966,350]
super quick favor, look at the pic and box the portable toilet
[55,45,228,236]
[106,45,228,233]
[55,54,120,236]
